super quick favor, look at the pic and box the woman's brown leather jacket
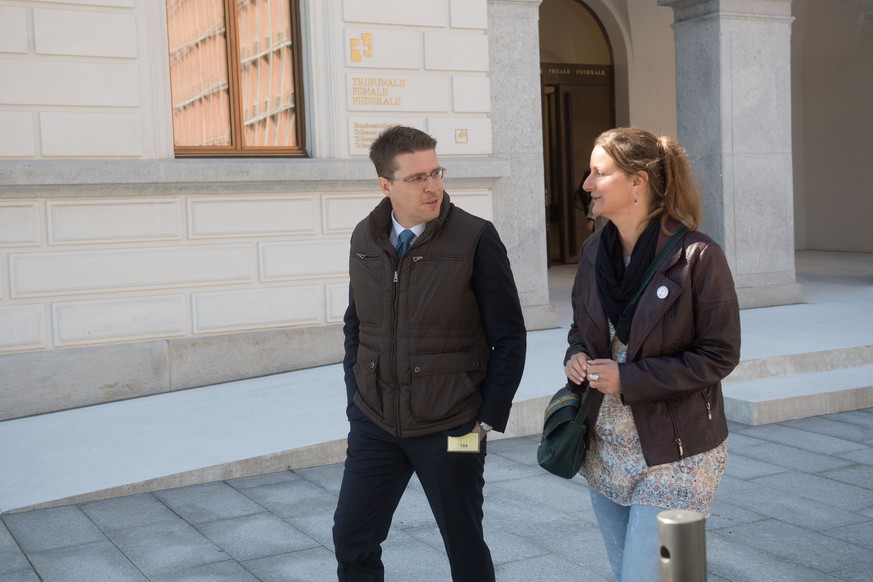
[566,220,741,466]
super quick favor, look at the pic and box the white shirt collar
[390,212,425,244]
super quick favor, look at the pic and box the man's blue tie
[395,229,414,259]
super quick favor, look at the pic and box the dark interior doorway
[542,63,615,265]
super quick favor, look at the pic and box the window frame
[169,0,307,158]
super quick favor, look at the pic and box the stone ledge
[0,326,345,421]
[521,303,558,332]
[724,365,873,425]
[5,439,349,514]
[0,157,513,197]
[725,345,873,384]
[737,282,803,309]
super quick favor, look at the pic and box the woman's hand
[587,359,622,394]
[564,352,591,385]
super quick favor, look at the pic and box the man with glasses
[333,126,527,581]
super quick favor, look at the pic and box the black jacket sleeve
[342,284,361,417]
[471,224,527,432]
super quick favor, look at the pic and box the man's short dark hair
[369,126,438,179]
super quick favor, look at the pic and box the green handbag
[536,382,595,478]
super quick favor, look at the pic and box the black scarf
[595,220,661,345]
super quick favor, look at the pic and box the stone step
[722,344,873,425]
[504,346,873,435]
[723,363,873,425]
[726,345,873,384]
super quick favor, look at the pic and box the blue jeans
[589,488,663,582]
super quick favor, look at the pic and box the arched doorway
[540,0,615,265]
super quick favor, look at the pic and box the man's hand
[475,421,491,441]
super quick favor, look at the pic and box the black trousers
[332,415,494,582]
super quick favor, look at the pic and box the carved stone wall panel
[192,286,322,333]
[53,295,187,346]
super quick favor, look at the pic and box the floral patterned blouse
[579,322,727,516]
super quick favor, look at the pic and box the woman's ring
[589,373,600,382]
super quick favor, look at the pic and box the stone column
[488,0,557,329]
[659,0,802,308]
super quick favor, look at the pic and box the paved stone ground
[2,411,872,581]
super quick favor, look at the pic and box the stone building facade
[1,0,870,420]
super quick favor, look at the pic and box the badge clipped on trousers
[447,432,480,453]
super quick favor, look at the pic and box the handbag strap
[573,383,597,422]
[628,225,688,307]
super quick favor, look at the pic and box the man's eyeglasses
[390,167,447,185]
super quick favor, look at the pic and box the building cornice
[0,157,512,197]
[488,0,542,6]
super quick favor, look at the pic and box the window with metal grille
[166,0,306,156]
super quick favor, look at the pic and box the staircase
[722,251,873,425]
[724,346,873,425]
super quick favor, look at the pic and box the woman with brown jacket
[564,127,741,581]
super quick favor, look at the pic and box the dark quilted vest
[348,195,491,437]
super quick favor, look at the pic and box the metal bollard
[658,509,707,582]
